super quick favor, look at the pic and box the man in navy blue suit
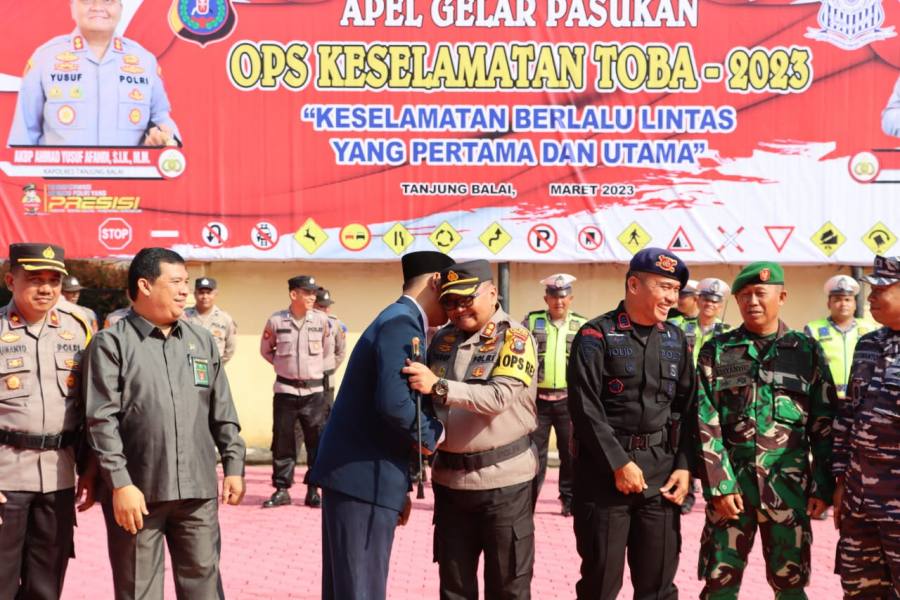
[308,250,454,600]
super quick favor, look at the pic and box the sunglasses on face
[441,292,480,311]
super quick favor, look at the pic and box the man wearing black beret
[309,251,454,600]
[567,247,696,599]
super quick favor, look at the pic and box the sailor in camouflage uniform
[695,262,836,600]
[833,255,900,598]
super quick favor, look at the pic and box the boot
[262,488,291,508]
[305,486,321,508]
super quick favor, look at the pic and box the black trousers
[102,497,221,600]
[321,488,399,600]
[0,488,75,600]
[573,493,680,600]
[272,391,329,489]
[433,481,534,600]
[530,398,573,506]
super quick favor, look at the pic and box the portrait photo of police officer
[7,0,180,147]
[567,247,696,600]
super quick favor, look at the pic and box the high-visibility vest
[805,317,879,397]
[526,310,587,390]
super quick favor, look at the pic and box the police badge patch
[169,0,238,47]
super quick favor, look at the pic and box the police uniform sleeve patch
[491,328,536,386]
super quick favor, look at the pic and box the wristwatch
[431,378,449,399]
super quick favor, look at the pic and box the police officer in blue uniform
[308,251,453,600]
[568,248,696,600]
[8,0,180,147]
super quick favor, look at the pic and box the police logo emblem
[512,338,526,354]
[43,247,55,259]
[57,105,76,125]
[447,270,459,282]
[129,88,144,101]
[129,108,142,124]
[169,0,239,47]
[59,331,75,341]
[655,254,678,273]
[608,378,624,394]
[6,375,21,391]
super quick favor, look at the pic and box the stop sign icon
[98,218,133,251]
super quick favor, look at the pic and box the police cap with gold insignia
[823,274,859,296]
[628,247,689,288]
[697,278,730,302]
[61,275,83,292]
[401,251,455,283]
[540,273,576,297]
[195,277,217,291]
[440,260,493,298]
[861,255,900,286]
[288,275,317,291]
[315,287,334,307]
[8,243,67,274]
[732,261,784,294]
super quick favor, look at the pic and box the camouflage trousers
[698,497,811,600]
[835,454,900,598]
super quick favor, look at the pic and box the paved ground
[62,466,842,599]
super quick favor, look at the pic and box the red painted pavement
[61,466,842,599]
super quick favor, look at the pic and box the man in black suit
[307,251,453,600]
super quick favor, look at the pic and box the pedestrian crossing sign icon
[862,222,896,255]
[479,222,512,254]
[617,222,651,254]
[294,218,327,254]
[383,222,413,255]
[811,221,845,257]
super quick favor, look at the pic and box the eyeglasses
[440,292,480,311]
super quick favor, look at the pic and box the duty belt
[437,436,532,472]
[0,429,78,451]
[276,375,325,388]
[614,428,666,452]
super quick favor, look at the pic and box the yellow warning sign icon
[429,222,462,254]
[479,222,512,255]
[294,218,327,255]
[339,223,371,252]
[617,222,651,254]
[862,222,896,255]
[383,223,414,256]
[811,221,845,257]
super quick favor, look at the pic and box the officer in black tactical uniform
[567,247,697,600]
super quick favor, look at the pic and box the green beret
[732,262,784,293]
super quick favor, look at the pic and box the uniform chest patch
[608,378,624,394]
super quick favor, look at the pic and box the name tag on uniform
[191,356,210,388]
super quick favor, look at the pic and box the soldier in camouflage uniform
[833,255,900,598]
[695,262,836,600]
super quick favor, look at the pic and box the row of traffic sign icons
[201,218,897,257]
